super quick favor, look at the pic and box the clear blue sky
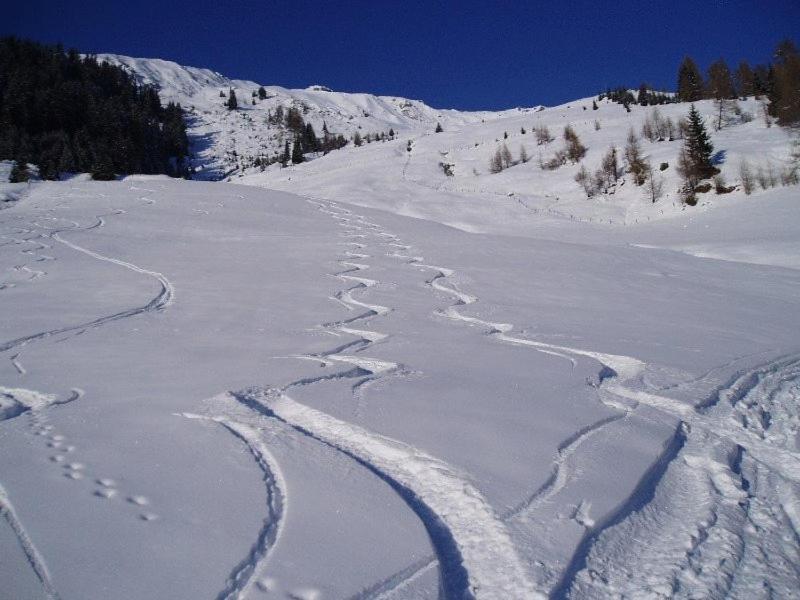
[6,0,799,110]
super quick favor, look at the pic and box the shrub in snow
[739,159,754,194]
[563,125,587,163]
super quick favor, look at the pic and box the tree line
[0,37,189,181]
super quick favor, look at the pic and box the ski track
[0,207,170,597]
[0,481,61,600]
[182,412,286,600]
[0,215,174,355]
[332,202,800,598]
[199,199,542,599]
[5,195,796,599]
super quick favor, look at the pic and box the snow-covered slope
[98,54,540,180]
[2,177,798,599]
[3,53,799,600]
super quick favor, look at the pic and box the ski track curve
[182,411,287,600]
[0,216,174,355]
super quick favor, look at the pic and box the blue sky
[6,0,799,110]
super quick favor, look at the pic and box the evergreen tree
[281,140,290,166]
[592,100,598,110]
[226,89,238,110]
[353,131,363,146]
[677,56,704,102]
[9,160,29,183]
[679,104,716,194]
[291,136,304,164]
[637,83,650,106]
[435,122,443,133]
[258,86,267,100]
[285,106,304,132]
[0,38,188,179]
[302,122,319,153]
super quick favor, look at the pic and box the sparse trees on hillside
[489,143,513,173]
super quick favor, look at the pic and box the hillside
[99,54,541,180]
[2,51,799,600]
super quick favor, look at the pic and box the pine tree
[435,122,443,133]
[9,160,29,183]
[291,136,304,164]
[637,83,650,106]
[353,131,363,146]
[303,122,319,153]
[281,140,290,166]
[226,89,238,110]
[519,145,529,164]
[678,105,716,203]
[258,86,267,100]
[592,100,598,110]
[685,105,715,177]
[286,106,304,132]
[677,56,704,102]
